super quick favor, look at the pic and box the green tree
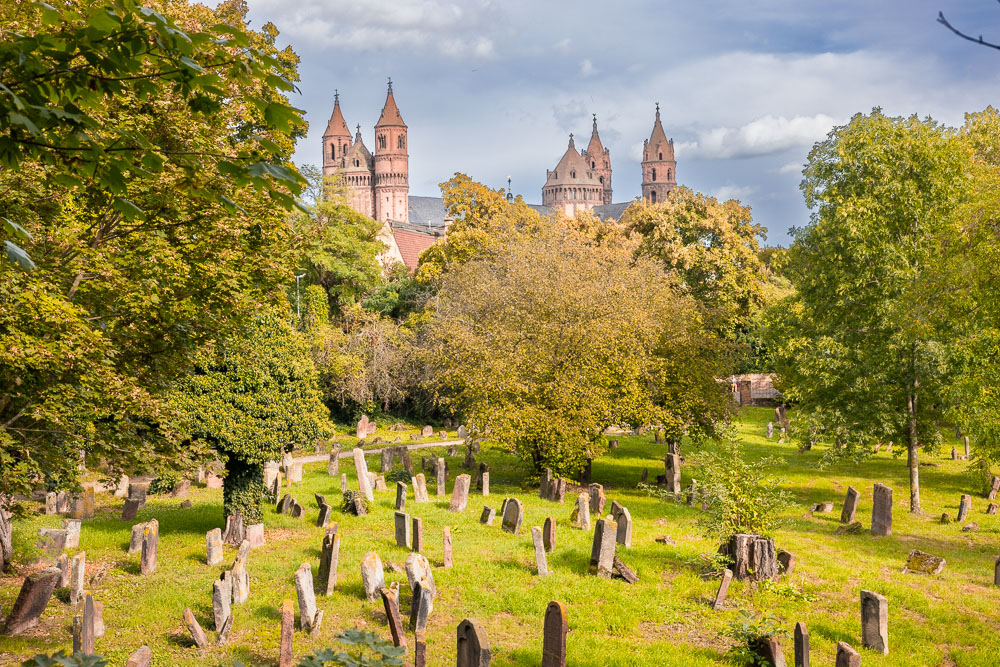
[171,313,331,524]
[770,109,969,512]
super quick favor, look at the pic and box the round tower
[641,103,677,204]
[322,91,352,177]
[542,134,605,217]
[373,79,409,223]
[583,114,613,205]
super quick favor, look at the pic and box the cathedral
[322,84,677,271]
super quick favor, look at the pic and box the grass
[2,407,999,666]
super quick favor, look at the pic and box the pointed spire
[586,114,605,158]
[568,133,575,150]
[376,79,406,127]
[646,103,672,160]
[355,124,362,142]
[324,90,351,140]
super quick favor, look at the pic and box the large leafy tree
[770,109,969,513]
[419,219,730,475]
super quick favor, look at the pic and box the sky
[233,0,1000,245]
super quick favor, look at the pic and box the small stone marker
[412,517,424,552]
[457,618,492,667]
[63,519,81,549]
[987,503,998,515]
[213,575,232,631]
[394,511,412,548]
[395,482,407,511]
[140,519,158,575]
[664,453,681,493]
[450,474,472,511]
[531,526,550,576]
[80,593,96,655]
[341,473,347,492]
[614,506,632,548]
[247,522,265,548]
[128,523,145,554]
[45,492,57,515]
[541,469,553,499]
[542,601,568,667]
[777,549,795,575]
[571,493,590,530]
[125,646,152,667]
[543,517,555,552]
[436,457,448,497]
[712,568,733,610]
[590,518,617,578]
[957,494,972,522]
[760,638,787,667]
[318,531,340,594]
[328,451,340,477]
[793,621,809,667]
[2,567,60,635]
[860,589,889,655]
[294,562,319,633]
[588,483,606,514]
[69,551,86,604]
[611,556,638,584]
[810,501,833,513]
[481,471,490,497]
[217,613,234,645]
[413,473,430,502]
[405,553,436,599]
[501,497,524,534]
[353,448,374,502]
[835,641,860,667]
[422,425,433,437]
[316,502,333,528]
[410,576,434,632]
[361,552,385,601]
[767,421,774,438]
[206,528,223,566]
[289,500,304,519]
[380,587,407,648]
[905,549,945,575]
[122,498,141,521]
[480,506,496,525]
[231,539,251,604]
[989,475,1000,500]
[871,483,893,536]
[183,608,208,648]
[443,527,454,568]
[57,554,70,587]
[841,486,860,524]
[279,599,294,667]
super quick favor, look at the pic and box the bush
[342,491,373,514]
[964,458,994,497]
[725,610,788,666]
[22,652,107,666]
[298,629,404,667]
[147,472,180,495]
[385,468,410,485]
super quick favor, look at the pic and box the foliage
[697,441,791,541]
[963,458,995,497]
[758,579,819,602]
[418,214,730,475]
[362,263,428,320]
[21,652,107,667]
[170,313,331,521]
[0,0,306,269]
[385,468,411,485]
[725,609,788,666]
[768,109,970,513]
[297,629,405,666]
[147,472,180,495]
[341,490,373,514]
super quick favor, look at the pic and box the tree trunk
[0,498,13,573]
[907,378,921,514]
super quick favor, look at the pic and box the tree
[418,219,730,475]
[170,313,331,525]
[770,109,969,512]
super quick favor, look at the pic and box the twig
[937,8,1000,51]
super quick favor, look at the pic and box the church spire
[586,113,606,158]
[376,78,406,128]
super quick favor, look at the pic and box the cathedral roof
[323,92,351,139]
[375,80,406,128]
[647,104,674,158]
[545,134,601,187]
[342,126,373,171]
[585,114,606,158]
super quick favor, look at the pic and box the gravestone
[294,562,319,634]
[357,416,370,439]
[543,517,555,552]
[125,646,152,667]
[457,425,467,438]
[767,422,774,439]
[394,512,411,548]
[217,613,234,645]
[247,523,265,548]
[994,556,1000,587]
[210,575,231,633]
[405,553,437,599]
[231,540,251,604]
[957,494,972,522]
[965,435,971,457]
[810,501,833,513]
[1,567,60,635]
[63,519,81,549]
[128,523,146,554]
[35,528,67,564]
[205,472,224,489]
[422,425,434,437]
[140,519,158,575]
[77,593,96,655]
[182,608,208,648]
[777,549,795,575]
[69,488,96,519]
[436,458,448,497]
[289,501,304,519]
[318,531,340,595]
[612,556,638,584]
[361,552,385,601]
[481,472,491,497]
[905,549,945,575]
[793,622,809,667]
[614,506,632,548]
[277,494,292,515]
[542,601,568,667]
[480,506,496,525]
[988,503,998,515]
[571,493,590,530]
[760,638,787,667]
[841,486,860,524]
[122,499,142,521]
[279,599,293,667]
[580,458,592,484]
[415,631,428,667]
[353,448,374,502]
[531,526,550,576]
[860,589,889,655]
[835,642,860,667]
[475,462,489,489]
[412,474,430,503]
[381,448,394,473]
[374,475,388,492]
[588,483,606,514]
[951,446,958,461]
[264,462,281,490]
[69,552,86,604]
[45,492,57,515]
[380,587,407,648]
[316,503,333,528]
[664,453,681,493]
[712,568,732,610]
[395,482,407,511]
[989,475,1000,501]
[412,517,423,553]
[871,483,893,536]
[450,474,472,512]
[725,534,778,582]
[443,527,454,568]
[57,554,70,587]
[457,618,492,667]
[501,498,524,535]
[410,577,434,632]
[541,469,553,499]
[590,519,617,578]
[341,474,347,493]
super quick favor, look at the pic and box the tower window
[658,152,662,159]
[354,159,359,167]
[378,135,386,150]
[398,136,404,149]
[571,170,576,178]
[667,169,671,180]
[330,144,335,159]
[591,161,595,168]
[651,191,657,203]
[599,176,603,184]
[652,168,657,181]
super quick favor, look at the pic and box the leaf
[4,240,36,271]
[112,197,144,218]
[2,217,34,242]
[8,112,41,135]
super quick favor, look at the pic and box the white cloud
[580,59,597,77]
[777,161,804,175]
[682,114,837,160]
[713,184,758,202]
[553,38,571,53]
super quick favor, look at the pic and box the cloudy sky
[235,0,999,245]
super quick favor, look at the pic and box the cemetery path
[291,439,466,465]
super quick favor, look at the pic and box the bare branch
[937,9,1000,51]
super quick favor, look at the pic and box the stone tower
[373,80,409,223]
[583,114,612,205]
[542,134,605,217]
[641,103,676,204]
[341,125,374,217]
[322,91,352,177]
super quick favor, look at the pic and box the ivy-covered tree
[171,313,331,526]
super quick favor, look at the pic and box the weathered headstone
[989,475,1000,501]
[501,498,524,534]
[380,586,407,648]
[443,527,454,568]
[217,613,234,645]
[767,421,774,439]
[457,618,492,667]
[69,488,96,519]
[356,415,370,439]
[316,502,333,528]
[353,448,374,502]
[841,486,860,524]
[415,631,428,667]
[793,622,809,667]
[905,549,945,575]
[436,457,448,497]
[1,567,60,635]
[289,501,304,519]
[612,556,638,584]
[777,549,796,575]
[810,501,834,513]
[63,519,81,549]
[361,552,385,601]
[588,483,606,514]
[543,517,555,552]
[663,453,681,494]
[45,492,57,515]
[231,539,251,604]
[328,451,340,477]
[125,646,152,667]
[541,601,567,667]
[75,593,96,655]
[393,481,407,512]
[413,474,430,503]
[69,551,86,604]
[394,511,411,549]
[128,522,145,554]
[712,568,733,610]
[317,531,340,595]
[213,576,232,631]
[422,425,434,437]
[614,507,632,548]
[247,523,265,548]
[205,472,224,489]
[279,599,294,667]
[450,474,472,512]
[965,435,971,457]
[122,498,142,521]
[412,517,423,553]
[405,552,436,599]
[571,493,590,530]
[871,483,893,536]
[531,526,550,576]
[206,528,224,566]
[988,503,998,515]
[957,494,972,522]
[760,638,787,667]
[590,519,617,578]
[183,608,208,648]
[860,589,889,655]
[835,641,860,667]
[294,562,319,633]
[341,473,347,493]
[140,519,158,575]
[57,554,70,587]
[410,576,434,632]
[480,505,496,525]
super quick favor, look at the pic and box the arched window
[667,169,672,180]
[651,190,657,203]
[330,144,335,159]
[652,168,657,181]
[571,170,576,178]
[354,159,359,167]
[658,152,662,160]
[398,136,405,149]
[599,176,604,184]
[591,161,595,168]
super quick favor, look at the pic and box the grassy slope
[2,408,998,666]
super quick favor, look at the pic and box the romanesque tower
[583,114,612,205]
[641,104,677,204]
[542,134,606,217]
[341,125,374,217]
[322,91,352,177]
[373,80,409,223]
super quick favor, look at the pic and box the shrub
[22,652,107,666]
[342,491,373,514]
[725,610,788,666]
[147,472,180,495]
[297,629,405,666]
[964,458,994,497]
[385,468,410,485]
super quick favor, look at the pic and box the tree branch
[937,9,1000,51]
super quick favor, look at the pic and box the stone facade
[641,103,677,204]
[542,115,613,216]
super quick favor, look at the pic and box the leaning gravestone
[571,493,590,530]
[871,483,893,536]
[318,531,340,595]
[989,475,1000,501]
[361,552,385,601]
[395,482,407,512]
[353,448,374,502]
[614,506,633,548]
[405,553,436,599]
[2,567,60,635]
[501,498,524,535]
[213,575,232,631]
[957,494,972,523]
[412,474,430,503]
[380,587,407,648]
[231,540,251,604]
[183,608,208,648]
[457,618,492,667]
[712,568,733,610]
[542,601,568,667]
[140,519,158,575]
[531,527,550,576]
[836,641,860,667]
[841,486,860,524]
[480,506,496,525]
[279,599,294,667]
[860,589,889,655]
[410,576,434,633]
[590,519,617,579]
[294,563,320,634]
[125,646,152,667]
[450,474,472,512]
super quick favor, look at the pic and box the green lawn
[2,407,998,666]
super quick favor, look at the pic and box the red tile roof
[392,226,439,271]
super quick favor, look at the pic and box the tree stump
[721,533,778,582]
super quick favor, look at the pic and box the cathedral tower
[641,104,676,204]
[542,133,605,216]
[341,125,374,217]
[373,80,409,223]
[322,91,352,177]
[583,114,612,205]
